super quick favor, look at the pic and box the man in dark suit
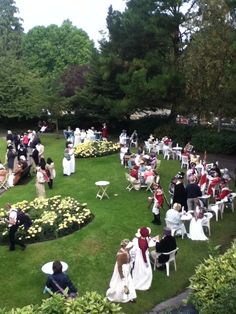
[150,227,177,269]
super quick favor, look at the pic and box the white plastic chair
[223,193,236,213]
[164,248,179,276]
[156,142,164,155]
[144,141,152,153]
[181,155,189,169]
[208,201,224,221]
[165,219,185,239]
[163,147,172,160]
[153,248,179,276]
[201,212,213,236]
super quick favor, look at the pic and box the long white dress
[106,250,136,303]
[188,217,208,241]
[69,148,75,174]
[62,155,71,176]
[130,237,155,291]
[74,128,81,146]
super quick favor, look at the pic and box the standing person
[119,130,127,146]
[5,203,26,251]
[186,176,202,211]
[18,143,27,161]
[36,140,45,164]
[31,146,39,171]
[130,227,155,291]
[62,148,71,176]
[106,239,136,303]
[173,172,187,211]
[151,184,164,225]
[101,123,108,141]
[23,132,29,148]
[7,145,17,175]
[46,158,56,189]
[130,130,138,148]
[35,166,48,198]
[68,143,75,174]
[74,128,81,146]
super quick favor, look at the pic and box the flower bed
[74,141,120,158]
[0,196,93,244]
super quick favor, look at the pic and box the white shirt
[9,208,17,227]
[165,208,182,226]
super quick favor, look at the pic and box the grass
[0,134,235,314]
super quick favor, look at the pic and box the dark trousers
[48,179,53,189]
[9,225,25,250]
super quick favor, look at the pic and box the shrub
[0,196,93,244]
[189,240,236,314]
[74,141,120,158]
[0,292,124,314]
[153,124,236,154]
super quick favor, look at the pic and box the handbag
[52,279,78,299]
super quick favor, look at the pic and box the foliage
[189,240,236,314]
[0,0,23,56]
[0,135,235,314]
[74,141,120,158]
[22,20,94,77]
[0,292,123,314]
[75,0,195,120]
[153,124,236,154]
[0,196,92,244]
[183,0,236,129]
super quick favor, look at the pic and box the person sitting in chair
[0,163,8,183]
[165,203,187,236]
[150,227,177,270]
[45,261,77,296]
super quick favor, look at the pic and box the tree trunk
[217,117,221,133]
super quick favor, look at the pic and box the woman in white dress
[188,207,208,241]
[73,128,81,146]
[62,148,71,176]
[106,239,136,303]
[68,144,75,174]
[130,227,155,291]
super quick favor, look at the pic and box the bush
[74,141,120,158]
[189,240,236,314]
[0,196,93,244]
[0,292,124,314]
[153,124,236,154]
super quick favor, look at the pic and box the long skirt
[106,263,136,303]
[35,182,46,198]
[62,158,71,176]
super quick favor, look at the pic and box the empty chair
[163,147,172,160]
[208,201,224,221]
[156,142,164,155]
[144,141,152,153]
[181,155,189,169]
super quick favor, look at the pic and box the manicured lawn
[0,134,235,313]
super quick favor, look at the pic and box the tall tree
[0,0,23,56]
[77,0,196,122]
[183,0,236,130]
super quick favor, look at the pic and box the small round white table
[95,181,110,200]
[41,261,68,275]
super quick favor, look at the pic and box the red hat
[136,227,151,238]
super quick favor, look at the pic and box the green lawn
[0,134,235,314]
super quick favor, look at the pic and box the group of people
[63,123,108,146]
[0,129,56,198]
[106,226,177,303]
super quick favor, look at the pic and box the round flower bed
[74,141,120,158]
[0,196,93,244]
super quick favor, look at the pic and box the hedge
[188,240,236,314]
